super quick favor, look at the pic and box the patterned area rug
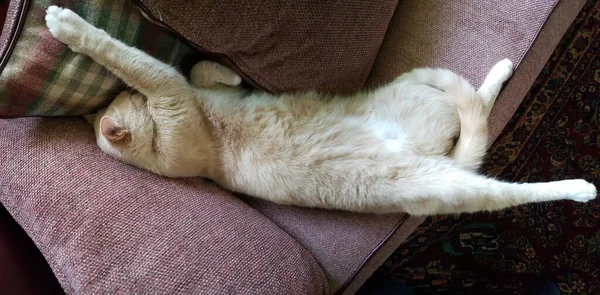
[361,1,600,294]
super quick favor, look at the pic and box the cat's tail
[404,60,513,171]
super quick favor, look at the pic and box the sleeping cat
[45,6,596,216]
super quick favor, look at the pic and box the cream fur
[45,6,597,215]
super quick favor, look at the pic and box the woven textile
[136,0,399,95]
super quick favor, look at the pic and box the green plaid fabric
[0,0,195,116]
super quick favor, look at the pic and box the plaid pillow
[0,0,196,116]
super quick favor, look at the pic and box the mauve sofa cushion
[133,0,398,95]
[244,198,419,291]
[0,118,328,295]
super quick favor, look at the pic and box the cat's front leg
[44,6,94,53]
[45,6,188,97]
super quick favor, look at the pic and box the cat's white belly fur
[368,120,411,153]
[382,139,404,153]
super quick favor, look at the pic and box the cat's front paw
[563,179,597,203]
[45,6,93,49]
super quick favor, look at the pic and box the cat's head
[84,90,156,166]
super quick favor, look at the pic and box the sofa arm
[0,118,328,294]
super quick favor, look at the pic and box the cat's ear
[100,116,128,142]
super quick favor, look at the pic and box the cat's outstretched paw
[563,179,597,203]
[45,6,95,49]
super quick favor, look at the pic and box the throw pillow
[0,0,196,117]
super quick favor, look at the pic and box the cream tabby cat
[45,6,596,215]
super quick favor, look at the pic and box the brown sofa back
[134,0,399,95]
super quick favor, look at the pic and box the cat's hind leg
[398,67,488,171]
[365,157,597,215]
[45,6,188,98]
[394,60,513,171]
[477,59,513,117]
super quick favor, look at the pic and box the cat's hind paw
[45,6,94,49]
[489,58,514,83]
[563,179,597,203]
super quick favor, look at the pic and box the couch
[0,0,585,294]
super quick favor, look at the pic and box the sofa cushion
[133,0,399,95]
[0,117,328,295]
[244,198,421,291]
[0,0,196,117]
